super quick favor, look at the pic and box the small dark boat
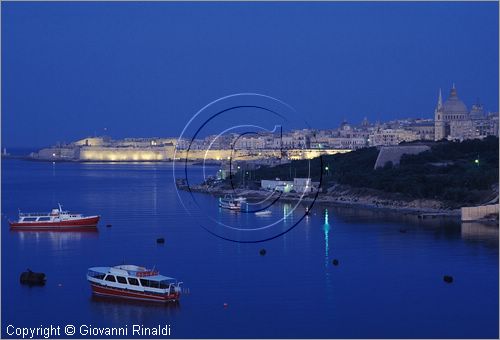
[20,269,46,286]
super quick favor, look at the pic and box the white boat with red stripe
[87,265,182,303]
[9,204,99,231]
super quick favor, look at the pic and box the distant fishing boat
[87,265,182,303]
[219,194,242,211]
[9,204,99,231]
[255,210,272,216]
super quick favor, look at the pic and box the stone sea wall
[461,204,499,221]
[32,146,350,162]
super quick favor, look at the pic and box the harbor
[2,1,499,338]
[2,159,498,338]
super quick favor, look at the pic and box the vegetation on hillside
[231,136,499,207]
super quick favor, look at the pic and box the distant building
[293,178,319,193]
[73,137,110,147]
[233,136,266,150]
[327,137,367,149]
[261,179,294,193]
[261,178,319,193]
[407,120,435,141]
[369,129,419,146]
[434,85,498,141]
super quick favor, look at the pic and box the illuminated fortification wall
[286,149,351,160]
[174,149,350,161]
[79,146,175,161]
[36,146,351,162]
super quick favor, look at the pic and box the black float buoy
[259,249,266,256]
[443,275,453,283]
[332,259,339,266]
[156,238,165,244]
[20,269,46,286]
[106,224,112,228]
[399,228,407,233]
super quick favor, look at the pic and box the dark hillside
[235,136,499,207]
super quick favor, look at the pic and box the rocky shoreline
[181,183,462,217]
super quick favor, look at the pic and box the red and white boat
[87,265,182,303]
[9,204,99,231]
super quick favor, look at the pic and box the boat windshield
[159,279,177,288]
[87,270,106,280]
[139,278,176,289]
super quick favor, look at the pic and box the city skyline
[26,83,499,162]
[2,3,499,338]
[6,83,499,150]
[2,2,499,147]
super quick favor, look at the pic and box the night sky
[2,2,498,148]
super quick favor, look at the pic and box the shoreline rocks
[182,185,461,217]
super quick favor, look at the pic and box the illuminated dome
[442,85,468,114]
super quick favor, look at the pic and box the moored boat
[9,204,99,231]
[255,210,272,216]
[219,194,242,211]
[87,265,182,303]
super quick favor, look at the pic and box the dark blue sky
[2,2,498,147]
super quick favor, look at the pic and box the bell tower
[434,88,445,140]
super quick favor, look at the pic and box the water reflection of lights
[323,209,330,266]
[304,205,311,240]
[152,169,158,214]
[461,222,499,241]
[283,203,293,225]
[15,231,98,249]
[90,295,180,323]
[323,209,332,299]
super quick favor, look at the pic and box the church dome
[442,85,468,114]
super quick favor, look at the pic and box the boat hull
[90,283,180,303]
[9,216,99,231]
[219,203,241,211]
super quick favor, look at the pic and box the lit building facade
[434,85,498,141]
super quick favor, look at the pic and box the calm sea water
[2,159,498,338]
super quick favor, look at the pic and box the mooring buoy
[443,275,453,283]
[20,269,46,286]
